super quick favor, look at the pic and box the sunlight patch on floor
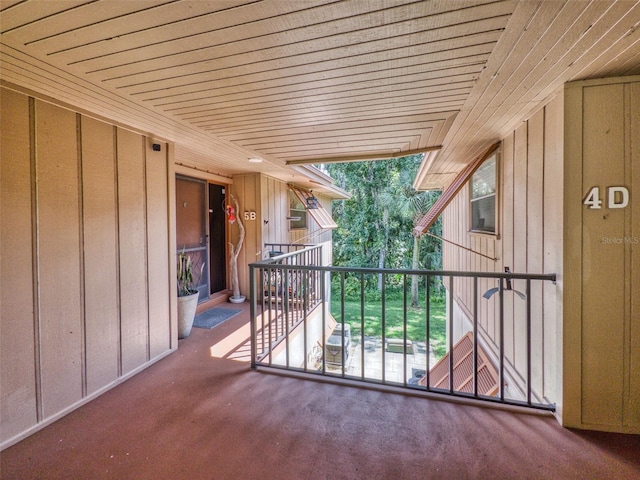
[209,322,251,362]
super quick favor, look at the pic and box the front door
[209,184,227,294]
[175,175,208,301]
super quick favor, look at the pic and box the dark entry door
[209,184,227,294]
[175,175,208,301]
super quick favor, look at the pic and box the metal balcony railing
[249,246,557,411]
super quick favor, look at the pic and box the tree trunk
[410,235,421,307]
[377,207,389,291]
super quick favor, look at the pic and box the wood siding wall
[0,88,173,449]
[441,93,564,407]
[564,77,640,433]
[230,174,334,296]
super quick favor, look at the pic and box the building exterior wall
[442,92,564,411]
[564,76,640,433]
[442,75,640,433]
[0,88,175,449]
[232,174,334,296]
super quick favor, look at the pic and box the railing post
[473,277,478,398]
[381,274,386,385]
[340,271,346,377]
[526,278,532,406]
[360,272,365,381]
[403,274,408,386]
[499,276,505,403]
[448,275,454,394]
[250,264,257,369]
[425,275,431,391]
[284,265,290,368]
[321,268,327,375]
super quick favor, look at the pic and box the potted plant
[177,249,201,338]
[226,193,246,303]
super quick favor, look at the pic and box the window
[289,190,307,229]
[290,186,338,229]
[470,154,496,233]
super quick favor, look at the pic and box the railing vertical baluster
[260,268,265,358]
[473,277,478,398]
[280,260,291,335]
[425,275,431,391]
[499,276,505,402]
[284,265,290,368]
[340,271,346,378]
[250,265,257,369]
[526,278,532,406]
[316,247,321,304]
[302,265,309,371]
[448,276,454,394]
[381,274,386,385]
[360,272,365,381]
[403,274,408,386]
[321,270,327,375]
[268,266,273,366]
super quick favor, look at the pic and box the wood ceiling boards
[1,1,639,187]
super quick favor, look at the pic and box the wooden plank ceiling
[1,1,639,189]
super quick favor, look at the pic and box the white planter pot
[229,295,246,304]
[177,292,199,339]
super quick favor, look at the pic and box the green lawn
[330,296,447,358]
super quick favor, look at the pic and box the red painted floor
[2,304,639,479]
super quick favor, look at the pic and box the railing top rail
[248,262,556,282]
[256,244,322,263]
[264,243,315,248]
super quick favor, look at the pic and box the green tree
[326,155,441,297]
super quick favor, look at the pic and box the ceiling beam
[285,146,442,165]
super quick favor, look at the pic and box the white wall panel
[146,142,171,359]
[0,87,176,449]
[0,89,38,440]
[117,128,150,375]
[81,117,120,395]
[35,100,84,417]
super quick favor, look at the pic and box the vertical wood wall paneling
[231,174,260,297]
[512,123,529,375]
[35,100,84,417]
[464,189,472,319]
[117,128,150,375]
[542,93,564,404]
[146,140,171,359]
[167,144,178,349]
[581,84,625,426]
[486,233,497,340]
[260,175,288,249]
[562,82,584,426]
[0,89,38,442]
[80,117,120,395]
[628,82,640,427]
[260,176,272,249]
[501,132,515,363]
[527,108,545,398]
[479,235,487,334]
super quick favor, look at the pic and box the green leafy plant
[177,250,202,297]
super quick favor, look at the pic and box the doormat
[193,307,242,330]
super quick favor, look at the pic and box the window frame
[288,189,308,230]
[469,152,498,235]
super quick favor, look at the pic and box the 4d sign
[583,186,630,209]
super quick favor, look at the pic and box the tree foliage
[326,155,442,294]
